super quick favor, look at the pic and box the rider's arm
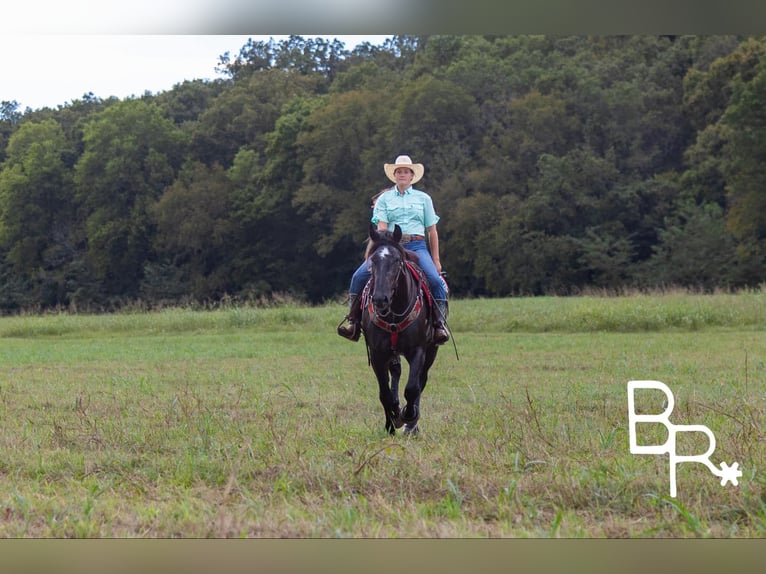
[427,225,442,274]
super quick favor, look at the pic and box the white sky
[1,35,391,111]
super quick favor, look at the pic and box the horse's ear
[392,224,402,243]
[369,223,379,241]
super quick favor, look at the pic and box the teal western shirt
[371,186,440,236]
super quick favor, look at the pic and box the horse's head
[368,224,406,315]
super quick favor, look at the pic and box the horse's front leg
[370,352,402,435]
[404,345,438,435]
[401,348,426,432]
[389,355,403,427]
[419,344,438,396]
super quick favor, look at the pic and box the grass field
[0,291,764,537]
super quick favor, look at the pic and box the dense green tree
[154,79,227,127]
[148,161,236,301]
[216,37,280,80]
[345,35,422,73]
[0,119,79,306]
[387,75,481,184]
[272,36,349,82]
[683,37,764,131]
[376,35,424,72]
[190,69,318,167]
[562,37,692,178]
[74,99,187,297]
[409,35,464,78]
[293,89,393,255]
[524,149,620,236]
[679,38,766,211]
[461,148,623,294]
[217,35,353,83]
[0,120,68,268]
[477,90,581,198]
[577,223,636,288]
[679,37,766,284]
[330,61,401,93]
[441,191,498,295]
[642,201,740,290]
[475,209,586,296]
[228,95,340,301]
[680,122,730,208]
[1,101,21,161]
[720,50,766,281]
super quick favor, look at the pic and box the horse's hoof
[392,408,405,429]
[401,404,419,425]
[403,424,419,436]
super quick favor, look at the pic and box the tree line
[0,35,764,313]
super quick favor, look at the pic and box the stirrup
[433,324,449,345]
[337,319,360,341]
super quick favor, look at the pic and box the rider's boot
[433,299,450,345]
[337,293,362,341]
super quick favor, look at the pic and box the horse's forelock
[370,232,406,261]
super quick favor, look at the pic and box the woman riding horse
[337,155,449,345]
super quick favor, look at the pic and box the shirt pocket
[385,202,406,225]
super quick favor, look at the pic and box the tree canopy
[1,34,765,312]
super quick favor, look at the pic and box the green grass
[0,292,764,537]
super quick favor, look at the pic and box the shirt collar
[395,185,412,196]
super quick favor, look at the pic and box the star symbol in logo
[719,461,742,486]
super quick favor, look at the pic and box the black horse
[360,223,440,435]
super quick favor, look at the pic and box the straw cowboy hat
[384,155,424,184]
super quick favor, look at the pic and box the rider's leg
[402,241,449,345]
[337,261,370,341]
[433,299,450,344]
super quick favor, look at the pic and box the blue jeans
[349,239,447,300]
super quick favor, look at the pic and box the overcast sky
[1,35,390,111]
[2,0,406,111]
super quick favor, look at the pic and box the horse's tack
[363,261,429,351]
[368,296,423,351]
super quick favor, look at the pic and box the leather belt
[401,234,425,243]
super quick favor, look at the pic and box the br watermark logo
[627,380,742,497]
